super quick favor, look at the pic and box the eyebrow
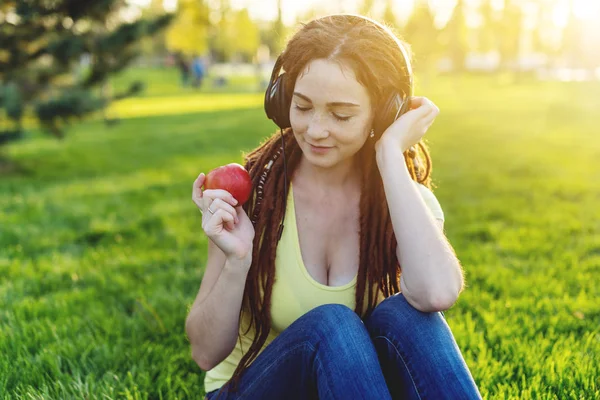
[293,92,360,107]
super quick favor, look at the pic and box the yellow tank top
[203,181,444,393]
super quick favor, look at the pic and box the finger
[422,98,439,116]
[408,96,426,109]
[194,173,205,192]
[207,198,239,224]
[411,101,439,124]
[420,107,438,125]
[202,189,238,207]
[408,97,438,116]
[425,100,440,120]
[400,105,431,122]
[211,209,236,231]
[192,173,205,202]
[419,113,437,133]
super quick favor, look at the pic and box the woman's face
[290,58,373,169]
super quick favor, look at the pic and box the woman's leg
[206,303,392,400]
[364,293,482,400]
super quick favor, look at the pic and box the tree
[140,0,170,59]
[441,0,468,72]
[212,9,260,62]
[559,0,597,71]
[530,0,561,69]
[359,0,376,17]
[165,0,210,57]
[0,0,172,145]
[476,0,498,53]
[258,0,287,57]
[272,0,286,55]
[231,9,260,61]
[403,0,439,74]
[497,0,523,71]
[382,0,398,29]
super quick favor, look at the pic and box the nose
[306,112,329,140]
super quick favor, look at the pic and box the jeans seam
[313,349,336,400]
[374,335,423,400]
[235,342,313,400]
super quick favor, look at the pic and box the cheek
[289,109,307,132]
[345,133,369,151]
[338,119,370,145]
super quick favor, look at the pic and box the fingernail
[232,198,238,205]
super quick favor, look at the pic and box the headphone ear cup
[264,73,292,129]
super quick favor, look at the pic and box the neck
[295,155,360,195]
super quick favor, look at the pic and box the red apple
[203,163,253,206]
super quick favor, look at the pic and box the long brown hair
[225,14,434,394]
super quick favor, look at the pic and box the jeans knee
[299,303,367,343]
[299,304,380,368]
[305,303,359,326]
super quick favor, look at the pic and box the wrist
[376,140,406,168]
[222,258,251,286]
[225,254,252,271]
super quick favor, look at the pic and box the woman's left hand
[375,96,440,154]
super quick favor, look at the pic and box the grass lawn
[1,71,599,399]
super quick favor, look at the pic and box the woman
[188,14,482,400]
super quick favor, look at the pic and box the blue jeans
[205,293,482,399]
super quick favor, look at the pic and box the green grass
[1,73,599,399]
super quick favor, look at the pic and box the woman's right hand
[193,172,255,264]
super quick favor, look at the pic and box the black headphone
[262,15,414,242]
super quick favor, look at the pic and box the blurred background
[1,0,599,399]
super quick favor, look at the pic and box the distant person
[192,56,206,89]
[190,14,482,400]
[175,52,190,87]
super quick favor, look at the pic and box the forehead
[293,59,370,105]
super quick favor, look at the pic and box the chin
[303,152,332,167]
[302,145,335,163]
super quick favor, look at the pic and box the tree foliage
[440,0,468,72]
[0,0,172,144]
[403,0,439,71]
[165,0,210,56]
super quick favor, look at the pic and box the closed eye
[333,114,351,122]
[294,105,352,122]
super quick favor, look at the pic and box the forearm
[376,145,463,310]
[186,258,249,370]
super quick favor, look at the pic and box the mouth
[307,143,333,149]
[308,143,333,154]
